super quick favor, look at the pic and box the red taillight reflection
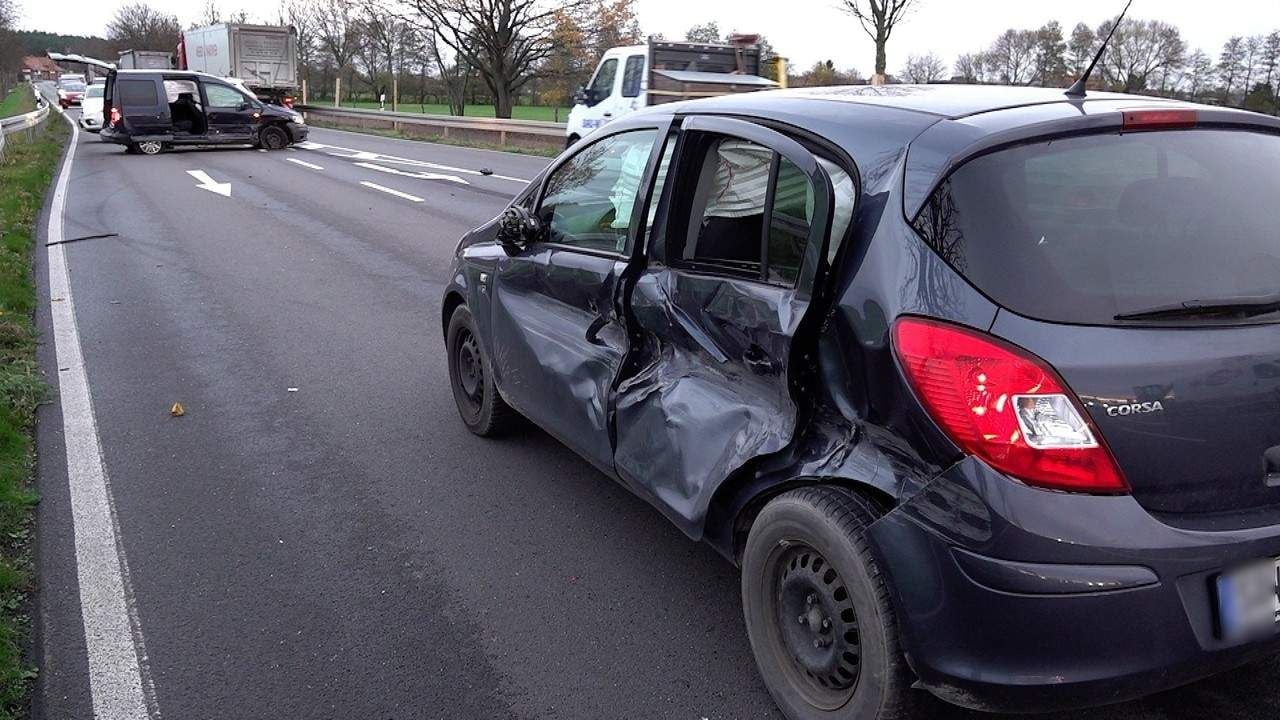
[892,317,1129,494]
[1122,109,1198,130]
[283,96,294,108]
[109,107,121,126]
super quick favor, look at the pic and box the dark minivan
[100,69,306,155]
[441,84,1280,719]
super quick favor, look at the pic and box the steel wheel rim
[265,129,287,149]
[454,328,484,411]
[769,542,862,710]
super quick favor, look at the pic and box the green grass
[0,89,36,121]
[0,115,65,718]
[332,101,571,123]
[307,118,561,158]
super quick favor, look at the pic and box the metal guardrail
[0,84,51,161]
[298,105,566,151]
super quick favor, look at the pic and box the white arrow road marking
[286,158,324,171]
[299,141,529,183]
[360,181,424,203]
[185,169,231,197]
[354,161,468,185]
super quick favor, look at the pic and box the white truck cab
[566,45,648,148]
[565,39,778,148]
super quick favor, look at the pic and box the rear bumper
[868,457,1280,713]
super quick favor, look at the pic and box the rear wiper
[1115,293,1280,321]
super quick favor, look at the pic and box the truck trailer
[118,50,174,70]
[178,23,299,106]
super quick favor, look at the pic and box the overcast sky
[15,0,1280,73]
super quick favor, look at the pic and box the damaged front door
[489,127,665,472]
[613,116,835,534]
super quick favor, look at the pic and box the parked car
[56,77,86,109]
[441,84,1280,719]
[99,69,306,155]
[79,81,106,132]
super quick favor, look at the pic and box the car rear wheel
[137,140,163,156]
[259,125,289,150]
[446,305,513,437]
[742,486,917,720]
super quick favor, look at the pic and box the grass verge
[0,114,66,718]
[0,90,36,121]
[331,101,570,123]
[307,119,561,158]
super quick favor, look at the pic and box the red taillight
[283,96,294,108]
[109,107,121,126]
[892,317,1128,494]
[1122,108,1197,130]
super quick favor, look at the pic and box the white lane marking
[285,158,324,171]
[47,104,157,720]
[359,181,424,203]
[185,169,231,197]
[299,141,529,183]
[353,161,467,185]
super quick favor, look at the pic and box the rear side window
[914,129,1280,324]
[621,55,644,98]
[118,80,158,107]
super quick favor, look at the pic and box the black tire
[125,143,141,155]
[259,125,289,150]
[742,486,917,720]
[137,140,163,155]
[446,305,514,436]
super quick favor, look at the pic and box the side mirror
[496,206,541,249]
[572,85,591,106]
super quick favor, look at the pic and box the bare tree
[108,3,183,51]
[838,0,917,80]
[403,0,586,119]
[1263,31,1280,99]
[988,29,1039,85]
[280,0,318,101]
[1219,36,1246,104]
[316,0,364,102]
[1033,21,1067,86]
[901,52,945,83]
[1098,19,1184,93]
[684,21,721,44]
[1242,35,1262,97]
[1066,22,1095,77]
[1181,49,1215,102]
[952,52,982,83]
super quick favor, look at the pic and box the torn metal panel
[613,269,807,535]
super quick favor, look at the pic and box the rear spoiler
[902,101,1280,221]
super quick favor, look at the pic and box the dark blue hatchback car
[441,84,1280,719]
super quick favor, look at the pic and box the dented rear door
[613,116,835,534]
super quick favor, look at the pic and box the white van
[565,40,778,147]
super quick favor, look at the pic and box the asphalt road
[29,103,1280,720]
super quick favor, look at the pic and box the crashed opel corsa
[441,84,1280,718]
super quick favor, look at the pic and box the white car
[80,82,105,132]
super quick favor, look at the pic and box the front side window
[204,83,249,108]
[587,59,618,106]
[621,55,644,98]
[539,129,658,254]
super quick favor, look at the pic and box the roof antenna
[1065,0,1134,98]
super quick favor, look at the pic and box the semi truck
[118,50,174,70]
[565,37,780,146]
[178,23,299,107]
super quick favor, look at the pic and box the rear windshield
[86,86,104,98]
[914,129,1280,325]
[62,82,86,92]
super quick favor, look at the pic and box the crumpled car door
[612,116,835,535]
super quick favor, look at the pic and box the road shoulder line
[45,105,158,720]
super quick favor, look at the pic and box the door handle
[602,112,613,118]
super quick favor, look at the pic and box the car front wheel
[742,486,918,720]
[446,305,513,437]
[259,125,289,150]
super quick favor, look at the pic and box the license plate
[1216,558,1280,640]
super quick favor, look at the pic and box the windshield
[62,82,86,92]
[913,129,1280,325]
